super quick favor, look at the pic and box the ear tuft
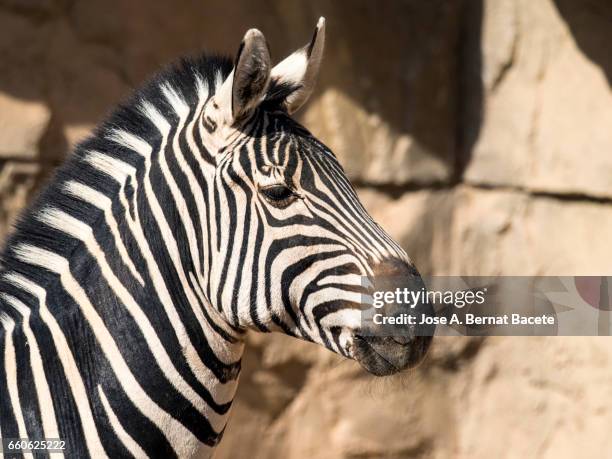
[268,17,326,114]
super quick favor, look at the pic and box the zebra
[0,18,433,458]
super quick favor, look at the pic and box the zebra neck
[0,56,249,455]
[0,140,245,454]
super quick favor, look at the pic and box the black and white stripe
[0,19,432,458]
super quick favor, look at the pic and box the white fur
[36,207,234,431]
[97,385,148,458]
[2,312,32,453]
[84,150,134,183]
[1,292,60,441]
[13,244,200,457]
[63,181,145,286]
[3,270,109,458]
[107,129,153,158]
[271,51,308,86]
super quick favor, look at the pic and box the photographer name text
[373,313,556,326]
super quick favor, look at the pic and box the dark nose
[352,258,435,376]
[370,257,435,339]
[373,257,420,279]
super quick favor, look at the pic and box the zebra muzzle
[352,333,433,376]
[352,258,435,376]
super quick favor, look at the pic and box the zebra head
[200,19,434,376]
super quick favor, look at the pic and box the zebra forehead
[240,136,336,180]
[219,111,330,165]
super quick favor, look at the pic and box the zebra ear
[268,17,325,114]
[217,28,272,124]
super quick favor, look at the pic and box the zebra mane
[0,54,225,265]
[0,50,302,322]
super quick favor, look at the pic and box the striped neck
[0,55,246,456]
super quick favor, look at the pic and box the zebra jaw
[348,259,435,376]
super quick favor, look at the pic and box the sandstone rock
[449,186,612,276]
[302,0,461,186]
[63,124,95,149]
[530,37,612,198]
[481,0,518,90]
[366,185,612,276]
[454,336,612,458]
[304,88,452,186]
[0,92,50,158]
[465,0,612,199]
[0,161,41,241]
[524,195,612,275]
[449,186,533,276]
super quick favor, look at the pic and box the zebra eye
[260,184,297,208]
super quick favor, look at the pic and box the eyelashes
[259,184,298,208]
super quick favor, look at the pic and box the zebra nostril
[367,257,436,348]
[372,257,420,280]
[391,335,412,346]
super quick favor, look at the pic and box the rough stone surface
[465,0,612,198]
[361,186,612,277]
[454,337,612,458]
[0,161,42,237]
[0,93,50,158]
[300,0,461,186]
[1,1,612,458]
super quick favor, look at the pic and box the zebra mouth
[351,334,432,377]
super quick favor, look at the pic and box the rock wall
[1,1,611,458]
